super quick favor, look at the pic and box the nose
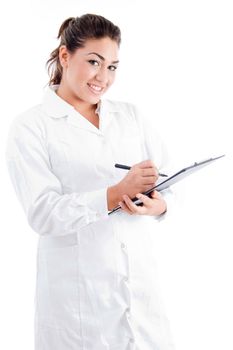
[95,67,109,85]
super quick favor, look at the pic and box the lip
[87,83,105,94]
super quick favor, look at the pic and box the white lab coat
[5,85,176,350]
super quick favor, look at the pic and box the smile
[87,83,104,93]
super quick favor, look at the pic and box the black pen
[115,163,168,177]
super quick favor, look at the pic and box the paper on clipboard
[108,154,225,215]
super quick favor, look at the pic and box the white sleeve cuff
[80,187,109,224]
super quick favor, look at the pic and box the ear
[58,45,71,68]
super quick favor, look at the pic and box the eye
[88,60,99,66]
[108,65,118,71]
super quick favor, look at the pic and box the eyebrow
[86,52,119,64]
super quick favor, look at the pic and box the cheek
[68,62,90,82]
[108,73,116,86]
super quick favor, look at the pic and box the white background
[0,1,232,349]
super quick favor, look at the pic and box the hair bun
[57,17,75,39]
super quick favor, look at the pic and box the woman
[5,14,176,350]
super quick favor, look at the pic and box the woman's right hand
[116,159,159,199]
[107,160,159,210]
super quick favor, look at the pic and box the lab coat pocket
[36,238,81,332]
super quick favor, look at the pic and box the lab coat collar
[41,84,120,135]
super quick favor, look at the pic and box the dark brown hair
[46,14,121,86]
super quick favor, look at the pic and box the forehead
[75,37,119,60]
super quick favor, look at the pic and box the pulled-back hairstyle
[46,14,121,86]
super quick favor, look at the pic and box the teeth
[89,84,102,91]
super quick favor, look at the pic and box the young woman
[5,13,176,350]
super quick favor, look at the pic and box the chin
[88,95,102,104]
[74,91,100,105]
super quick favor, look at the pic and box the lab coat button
[124,276,129,282]
[125,307,130,314]
[129,338,135,343]
[121,242,126,249]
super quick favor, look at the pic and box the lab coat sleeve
[5,117,109,236]
[132,104,177,221]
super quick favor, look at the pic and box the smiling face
[58,37,119,108]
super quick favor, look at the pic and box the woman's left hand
[118,190,167,216]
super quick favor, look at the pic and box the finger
[141,167,158,176]
[142,176,158,185]
[135,193,152,206]
[122,195,140,214]
[139,159,155,169]
[151,190,162,199]
[141,167,159,181]
[119,200,133,215]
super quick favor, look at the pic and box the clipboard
[108,154,225,215]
